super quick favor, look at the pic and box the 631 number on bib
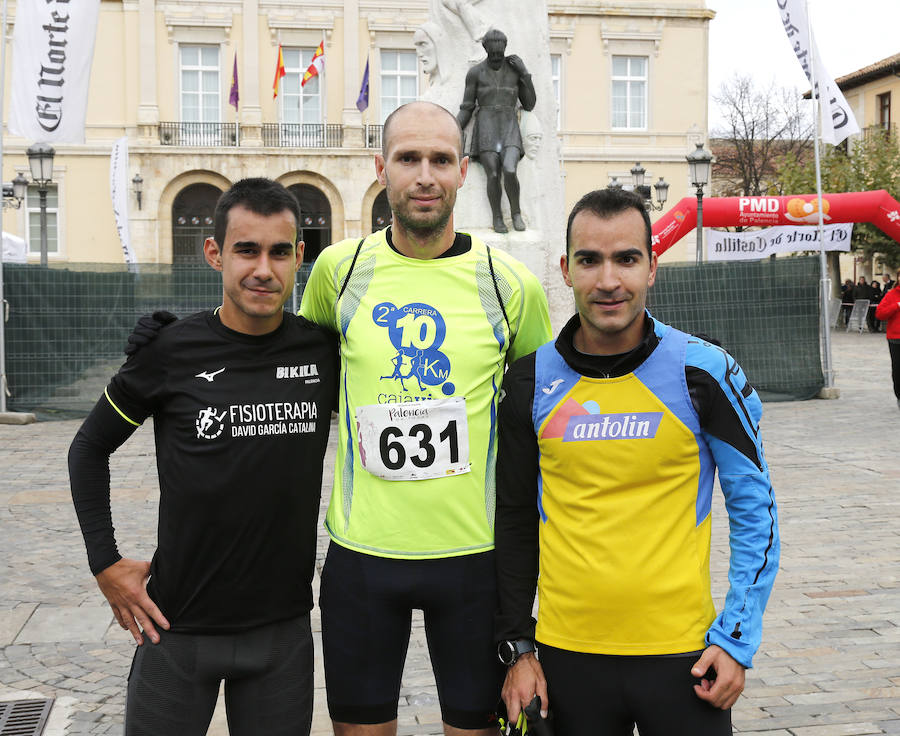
[356,398,471,480]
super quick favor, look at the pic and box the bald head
[382,102,464,158]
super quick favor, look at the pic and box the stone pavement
[0,328,898,735]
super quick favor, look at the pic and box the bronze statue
[457,29,536,233]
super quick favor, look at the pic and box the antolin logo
[563,412,663,441]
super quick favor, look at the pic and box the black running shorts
[320,542,504,729]
[125,615,314,736]
[537,642,732,736]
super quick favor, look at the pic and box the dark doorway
[172,183,222,265]
[288,184,331,262]
[372,189,392,232]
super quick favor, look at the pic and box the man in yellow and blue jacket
[495,187,779,736]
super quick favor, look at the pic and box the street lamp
[26,143,55,267]
[630,162,669,211]
[686,142,712,265]
[132,173,143,210]
[2,173,27,209]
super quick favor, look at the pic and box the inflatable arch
[651,190,900,256]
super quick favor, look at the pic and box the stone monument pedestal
[461,228,552,289]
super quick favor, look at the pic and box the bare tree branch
[711,74,814,197]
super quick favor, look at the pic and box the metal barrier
[829,297,843,328]
[846,299,870,333]
[2,257,826,413]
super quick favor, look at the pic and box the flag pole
[806,0,836,392]
[0,0,11,415]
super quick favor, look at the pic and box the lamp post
[629,162,669,211]
[2,173,27,207]
[132,173,143,210]
[686,143,712,265]
[0,173,29,419]
[26,143,55,267]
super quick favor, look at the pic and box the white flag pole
[806,0,835,392]
[0,0,8,414]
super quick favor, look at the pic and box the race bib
[355,397,471,480]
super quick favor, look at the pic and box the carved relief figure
[520,109,543,161]
[440,0,489,62]
[414,22,443,85]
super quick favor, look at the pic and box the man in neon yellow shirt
[301,101,551,736]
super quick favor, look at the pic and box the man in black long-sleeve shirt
[68,178,337,736]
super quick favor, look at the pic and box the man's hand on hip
[95,558,170,645]
[501,652,549,725]
[691,644,745,709]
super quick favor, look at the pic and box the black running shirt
[70,310,337,633]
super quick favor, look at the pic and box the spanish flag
[302,41,325,88]
[272,44,286,99]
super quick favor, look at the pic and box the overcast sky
[707,0,900,131]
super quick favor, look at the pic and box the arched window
[288,184,331,262]
[172,183,222,265]
[371,189,392,232]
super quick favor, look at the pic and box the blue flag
[356,59,369,112]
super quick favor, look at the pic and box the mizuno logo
[195,368,226,382]
[542,379,564,395]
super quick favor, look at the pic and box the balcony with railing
[261,123,343,148]
[862,123,897,141]
[366,124,383,150]
[159,122,239,147]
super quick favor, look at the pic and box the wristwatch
[497,638,535,666]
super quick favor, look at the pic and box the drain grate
[0,699,54,736]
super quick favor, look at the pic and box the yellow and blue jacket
[495,312,779,668]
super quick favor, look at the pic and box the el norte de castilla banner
[9,0,101,144]
[706,223,852,262]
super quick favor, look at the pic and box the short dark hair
[482,28,507,50]
[565,187,652,258]
[381,101,464,158]
[213,178,300,248]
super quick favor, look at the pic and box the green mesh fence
[2,256,822,415]
[2,262,311,416]
[648,255,824,402]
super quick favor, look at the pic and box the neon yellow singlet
[301,229,551,558]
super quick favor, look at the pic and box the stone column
[240,0,262,146]
[341,0,364,147]
[136,0,158,143]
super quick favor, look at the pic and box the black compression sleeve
[494,353,540,642]
[68,395,141,575]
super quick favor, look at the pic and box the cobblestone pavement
[1,329,898,735]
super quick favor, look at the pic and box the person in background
[874,271,900,410]
[840,279,855,327]
[869,279,883,333]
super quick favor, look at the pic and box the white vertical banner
[776,0,859,145]
[110,137,136,267]
[9,0,101,144]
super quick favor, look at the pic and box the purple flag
[229,53,239,110]
[356,59,369,112]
